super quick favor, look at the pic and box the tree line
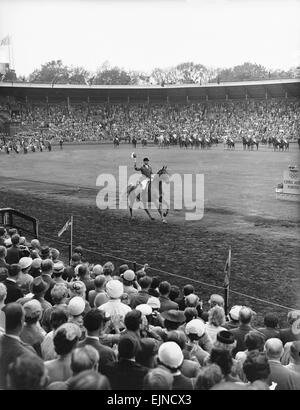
[1,60,299,85]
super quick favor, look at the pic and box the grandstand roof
[0,78,299,102]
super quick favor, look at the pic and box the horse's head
[157,165,169,183]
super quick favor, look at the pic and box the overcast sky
[0,0,299,76]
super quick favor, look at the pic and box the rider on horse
[134,157,153,191]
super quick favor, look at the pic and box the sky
[0,0,299,77]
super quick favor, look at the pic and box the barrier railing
[39,233,295,313]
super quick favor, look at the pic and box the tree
[28,60,70,84]
[93,66,132,85]
[2,69,17,82]
[214,62,269,82]
[175,62,208,84]
[68,66,90,84]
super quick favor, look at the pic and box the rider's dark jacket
[134,164,152,179]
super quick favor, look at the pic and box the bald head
[265,338,283,360]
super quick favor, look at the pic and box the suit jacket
[40,274,56,304]
[130,290,150,309]
[257,327,280,341]
[230,324,255,356]
[268,360,300,390]
[159,295,179,313]
[3,278,24,304]
[105,359,148,390]
[0,259,9,282]
[5,245,22,265]
[0,334,36,389]
[77,336,116,374]
[134,164,152,179]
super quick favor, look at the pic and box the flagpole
[224,246,231,317]
[70,214,73,257]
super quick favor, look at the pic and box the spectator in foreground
[194,364,223,390]
[230,307,256,355]
[44,322,81,385]
[3,264,23,304]
[143,367,174,390]
[7,352,47,390]
[205,306,227,343]
[0,303,37,389]
[105,335,148,390]
[279,310,300,345]
[242,351,271,390]
[41,307,69,361]
[265,338,300,390]
[257,312,280,340]
[68,370,111,390]
[157,341,193,390]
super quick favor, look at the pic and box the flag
[1,35,10,46]
[224,247,231,288]
[57,219,72,237]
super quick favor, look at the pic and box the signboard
[283,169,300,195]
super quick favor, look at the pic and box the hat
[68,296,85,316]
[53,262,65,274]
[70,280,86,296]
[136,304,152,316]
[40,246,50,257]
[229,305,243,321]
[30,276,49,295]
[106,280,123,299]
[94,292,109,308]
[143,157,149,162]
[147,297,161,310]
[217,330,236,345]
[122,269,135,282]
[158,341,184,369]
[23,299,42,320]
[185,319,205,337]
[19,257,33,270]
[161,309,185,324]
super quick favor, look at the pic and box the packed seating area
[0,98,299,145]
[0,225,299,390]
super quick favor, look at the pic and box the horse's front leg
[145,208,154,220]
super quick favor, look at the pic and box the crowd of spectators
[0,225,299,390]
[0,97,299,149]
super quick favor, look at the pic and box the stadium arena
[0,79,300,390]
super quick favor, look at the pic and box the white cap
[229,305,243,321]
[185,319,205,337]
[68,296,85,316]
[19,257,33,270]
[136,304,152,316]
[106,280,124,299]
[147,297,161,309]
[158,341,184,369]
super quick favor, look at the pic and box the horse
[225,138,235,150]
[141,138,147,148]
[113,137,120,148]
[298,137,300,150]
[157,135,169,149]
[274,138,289,152]
[127,165,170,223]
[251,137,259,151]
